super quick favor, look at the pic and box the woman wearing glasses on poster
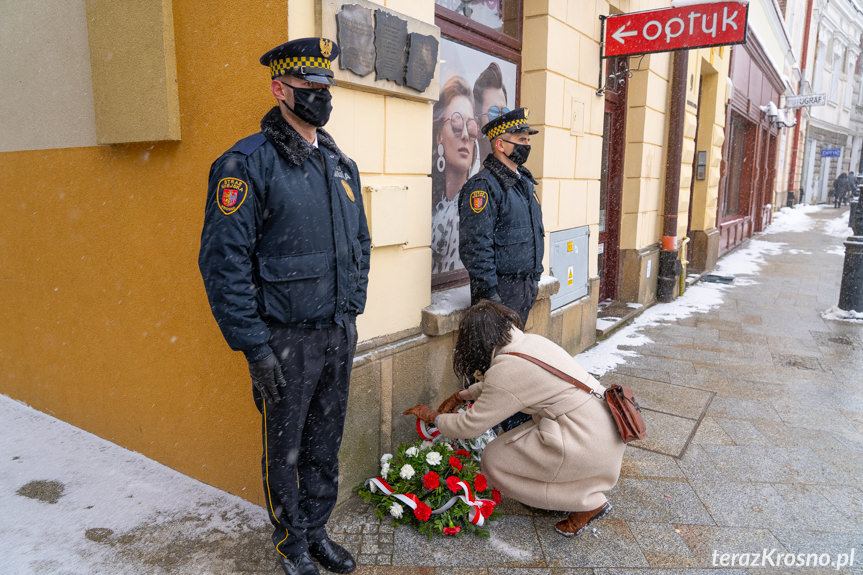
[431,76,479,276]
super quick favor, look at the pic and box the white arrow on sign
[611,23,638,44]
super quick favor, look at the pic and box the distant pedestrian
[847,172,858,205]
[833,173,849,208]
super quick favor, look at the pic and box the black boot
[309,537,356,573]
[279,551,320,575]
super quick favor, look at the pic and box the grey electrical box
[549,226,590,310]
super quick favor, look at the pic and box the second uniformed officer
[458,107,544,327]
[198,38,369,575]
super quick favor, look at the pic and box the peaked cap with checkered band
[481,107,538,141]
[260,37,339,86]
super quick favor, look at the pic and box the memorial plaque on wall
[374,9,408,85]
[405,32,438,92]
[336,4,375,77]
[318,0,440,101]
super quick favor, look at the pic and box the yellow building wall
[0,0,435,504]
[523,0,611,277]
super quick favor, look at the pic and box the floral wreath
[355,409,500,537]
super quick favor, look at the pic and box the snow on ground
[823,213,854,238]
[822,305,863,322]
[0,394,269,574]
[760,203,821,235]
[576,205,823,377]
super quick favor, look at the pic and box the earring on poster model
[436,143,446,173]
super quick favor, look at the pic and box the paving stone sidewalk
[323,207,863,575]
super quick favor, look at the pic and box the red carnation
[413,502,432,521]
[481,500,495,518]
[446,475,462,492]
[449,456,463,471]
[492,489,502,504]
[454,449,471,458]
[474,473,488,492]
[422,471,440,490]
[443,526,461,536]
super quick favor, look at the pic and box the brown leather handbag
[503,352,647,443]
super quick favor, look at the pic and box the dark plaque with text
[336,4,375,77]
[405,32,438,92]
[374,9,408,85]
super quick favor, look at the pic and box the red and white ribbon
[366,476,494,527]
[416,418,440,441]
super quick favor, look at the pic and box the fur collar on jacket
[483,154,538,189]
[260,106,351,167]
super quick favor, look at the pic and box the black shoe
[308,537,356,573]
[279,551,320,575]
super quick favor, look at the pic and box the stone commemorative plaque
[374,9,408,85]
[336,4,375,77]
[405,33,438,92]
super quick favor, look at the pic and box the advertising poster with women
[431,37,517,279]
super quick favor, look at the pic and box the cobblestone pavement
[322,207,863,575]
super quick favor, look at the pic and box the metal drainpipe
[658,50,689,303]
[787,0,815,202]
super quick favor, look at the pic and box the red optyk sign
[602,2,749,58]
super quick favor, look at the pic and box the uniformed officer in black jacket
[458,107,544,326]
[198,38,369,575]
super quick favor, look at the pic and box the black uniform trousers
[252,321,357,559]
[492,275,538,433]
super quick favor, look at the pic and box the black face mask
[501,139,531,165]
[281,83,333,127]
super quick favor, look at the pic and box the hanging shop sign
[785,93,827,108]
[602,1,749,58]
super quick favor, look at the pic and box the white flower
[405,446,419,457]
[420,441,434,450]
[380,453,393,465]
[399,464,415,480]
[380,463,390,478]
[445,443,454,451]
[389,502,403,518]
[426,451,442,466]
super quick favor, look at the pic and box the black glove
[248,353,286,403]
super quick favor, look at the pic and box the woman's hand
[436,391,465,414]
[402,404,440,424]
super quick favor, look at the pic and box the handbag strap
[502,352,603,399]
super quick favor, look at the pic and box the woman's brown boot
[554,502,612,537]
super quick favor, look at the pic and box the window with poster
[431,0,522,289]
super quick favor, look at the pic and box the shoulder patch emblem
[341,179,355,202]
[217,177,248,215]
[469,190,488,213]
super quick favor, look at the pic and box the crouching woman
[404,300,625,536]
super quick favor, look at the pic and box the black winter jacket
[458,155,544,301]
[199,108,370,361]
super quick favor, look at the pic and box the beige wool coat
[436,328,625,512]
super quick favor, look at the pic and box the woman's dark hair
[452,300,523,386]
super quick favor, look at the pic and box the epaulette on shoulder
[228,132,267,156]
